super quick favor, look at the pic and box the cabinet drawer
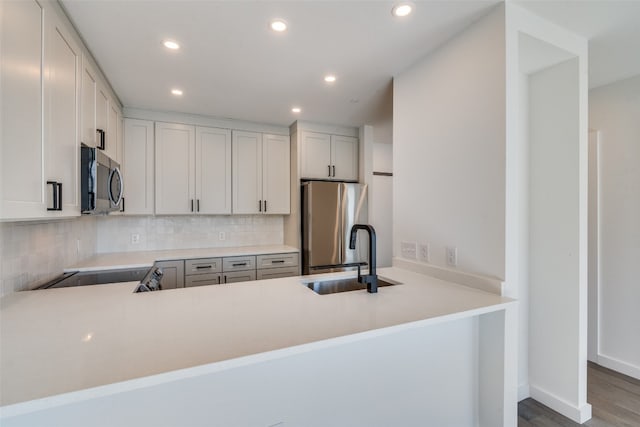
[185,258,222,275]
[256,253,299,269]
[256,266,298,280]
[185,273,221,287]
[222,256,256,272]
[222,270,256,284]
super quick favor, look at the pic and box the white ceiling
[61,1,640,129]
[516,0,640,88]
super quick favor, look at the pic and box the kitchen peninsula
[0,266,516,426]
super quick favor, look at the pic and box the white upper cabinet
[155,122,195,215]
[108,102,120,163]
[232,131,262,214]
[300,131,332,179]
[123,119,154,215]
[232,131,290,215]
[96,81,110,153]
[154,122,231,215]
[300,131,358,181]
[44,8,82,217]
[262,134,290,214]
[81,57,97,148]
[1,0,45,219]
[195,126,232,214]
[330,135,358,181]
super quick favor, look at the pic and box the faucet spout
[349,224,378,293]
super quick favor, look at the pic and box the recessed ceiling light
[270,19,287,32]
[392,2,414,17]
[171,89,183,96]
[163,40,180,50]
[324,75,336,83]
[291,107,301,113]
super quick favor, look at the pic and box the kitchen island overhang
[0,267,517,426]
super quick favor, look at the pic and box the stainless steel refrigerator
[302,181,368,274]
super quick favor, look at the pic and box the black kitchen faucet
[349,224,378,293]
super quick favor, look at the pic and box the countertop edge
[0,298,516,418]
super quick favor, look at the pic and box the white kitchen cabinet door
[96,82,110,155]
[108,102,121,163]
[232,131,263,214]
[196,126,231,214]
[1,0,46,219]
[123,119,154,215]
[262,134,290,214]
[81,58,97,148]
[43,9,82,217]
[300,131,332,179]
[331,135,358,181]
[155,122,195,215]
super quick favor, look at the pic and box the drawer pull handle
[232,262,247,267]
[271,260,285,264]
[196,265,212,269]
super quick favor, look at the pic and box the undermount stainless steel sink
[302,277,401,295]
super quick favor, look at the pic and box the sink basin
[302,277,401,295]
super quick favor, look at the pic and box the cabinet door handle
[196,265,212,270]
[258,200,262,212]
[47,181,58,211]
[328,165,331,177]
[96,129,105,150]
[197,199,200,212]
[264,200,267,213]
[271,260,285,264]
[56,182,62,210]
[121,197,125,212]
[332,165,336,177]
[223,275,227,283]
[190,199,194,212]
[232,262,247,267]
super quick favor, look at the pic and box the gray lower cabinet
[155,252,299,290]
[185,273,221,287]
[185,257,222,287]
[256,253,300,280]
[256,266,299,280]
[222,269,257,284]
[155,260,185,289]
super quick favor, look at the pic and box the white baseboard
[529,385,592,424]
[518,383,530,402]
[596,354,640,380]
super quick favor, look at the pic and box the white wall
[528,56,582,406]
[0,217,97,295]
[589,75,640,379]
[372,143,393,267]
[96,216,283,253]
[504,5,590,422]
[393,5,506,279]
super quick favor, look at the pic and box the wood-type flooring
[518,362,640,426]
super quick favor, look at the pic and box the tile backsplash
[0,215,284,296]
[96,215,283,253]
[0,217,97,295]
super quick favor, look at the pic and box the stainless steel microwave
[81,144,123,214]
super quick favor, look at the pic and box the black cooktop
[38,267,150,289]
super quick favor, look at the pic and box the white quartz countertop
[64,245,299,272]
[0,267,513,412]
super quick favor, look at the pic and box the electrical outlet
[446,246,457,266]
[219,231,226,241]
[400,241,417,259]
[131,233,140,244]
[418,243,430,262]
